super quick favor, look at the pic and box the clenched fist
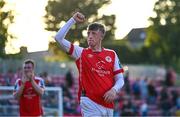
[73,12,85,23]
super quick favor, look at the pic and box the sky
[5,0,157,54]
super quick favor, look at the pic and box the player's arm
[30,78,45,96]
[13,79,25,101]
[54,12,85,59]
[112,52,124,92]
[54,17,75,52]
[104,52,124,103]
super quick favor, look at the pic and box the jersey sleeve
[113,52,124,75]
[38,78,45,89]
[55,18,76,42]
[55,18,83,60]
[14,79,20,91]
[66,42,83,60]
[112,52,125,92]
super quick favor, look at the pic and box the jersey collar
[88,47,104,53]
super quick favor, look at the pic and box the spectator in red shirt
[13,59,45,116]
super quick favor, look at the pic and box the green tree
[45,0,116,61]
[145,0,180,68]
[45,42,73,62]
[0,1,13,58]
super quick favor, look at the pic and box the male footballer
[55,12,124,116]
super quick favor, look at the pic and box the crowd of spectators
[0,67,179,116]
[115,69,180,116]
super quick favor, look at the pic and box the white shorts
[80,97,113,117]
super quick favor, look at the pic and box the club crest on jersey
[105,56,112,63]
[88,54,93,58]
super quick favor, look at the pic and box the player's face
[87,30,103,47]
[23,63,34,78]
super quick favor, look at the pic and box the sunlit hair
[87,22,106,37]
[24,59,35,68]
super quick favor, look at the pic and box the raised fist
[73,12,85,23]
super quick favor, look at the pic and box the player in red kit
[13,59,45,116]
[55,12,124,116]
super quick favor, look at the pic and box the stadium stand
[0,66,179,116]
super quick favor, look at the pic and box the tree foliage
[0,1,13,58]
[45,0,116,61]
[45,42,73,62]
[145,0,180,67]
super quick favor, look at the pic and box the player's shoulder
[103,48,116,53]
[14,78,21,85]
[84,47,90,51]
[82,47,92,53]
[34,76,44,81]
[15,78,21,83]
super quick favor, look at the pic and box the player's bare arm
[13,84,25,100]
[13,76,27,100]
[30,77,44,96]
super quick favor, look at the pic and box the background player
[13,59,45,116]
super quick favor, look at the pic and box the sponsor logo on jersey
[92,68,110,77]
[96,61,105,69]
[92,61,110,77]
[24,87,37,99]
